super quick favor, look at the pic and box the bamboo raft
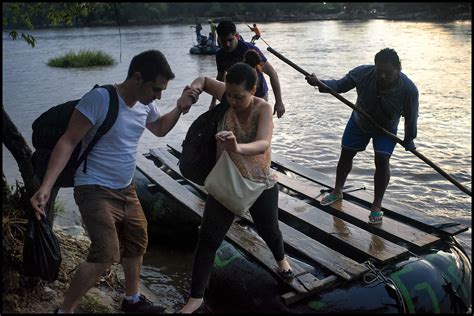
[135,144,471,313]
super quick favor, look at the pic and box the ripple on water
[141,265,189,309]
[3,20,471,291]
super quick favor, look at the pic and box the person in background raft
[177,62,294,313]
[30,50,200,314]
[243,49,267,100]
[249,23,261,44]
[193,18,202,43]
[208,19,217,47]
[306,48,419,225]
[210,21,286,119]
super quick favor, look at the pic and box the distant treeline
[3,2,471,30]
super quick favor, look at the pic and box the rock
[60,225,86,237]
[42,286,56,300]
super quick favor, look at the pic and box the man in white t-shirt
[30,50,200,314]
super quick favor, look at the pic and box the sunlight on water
[3,20,471,294]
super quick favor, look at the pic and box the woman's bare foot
[179,297,203,314]
[277,256,292,272]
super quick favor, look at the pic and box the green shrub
[54,201,65,214]
[48,50,115,68]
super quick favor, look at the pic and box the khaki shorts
[74,183,148,263]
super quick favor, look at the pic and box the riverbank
[2,220,167,314]
[191,12,472,24]
[9,11,471,31]
[92,13,473,28]
[3,221,119,313]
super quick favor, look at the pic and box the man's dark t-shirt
[216,40,268,98]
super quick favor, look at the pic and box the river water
[3,20,471,310]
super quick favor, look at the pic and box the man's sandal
[368,210,384,225]
[320,193,343,206]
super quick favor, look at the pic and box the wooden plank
[137,154,204,214]
[136,153,309,294]
[223,219,310,294]
[151,147,207,191]
[277,172,439,248]
[271,152,468,236]
[278,192,408,263]
[150,147,369,279]
[281,275,339,305]
[153,147,404,264]
[279,222,368,279]
[271,152,334,186]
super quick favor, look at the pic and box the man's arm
[403,87,419,151]
[146,87,201,137]
[306,66,366,94]
[262,61,285,118]
[146,106,184,137]
[30,110,93,219]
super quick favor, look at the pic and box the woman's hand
[216,130,240,153]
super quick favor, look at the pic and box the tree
[3,3,111,47]
[2,3,106,224]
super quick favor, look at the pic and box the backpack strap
[213,94,229,122]
[77,84,120,173]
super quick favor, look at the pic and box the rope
[112,3,122,63]
[364,261,406,313]
[234,15,273,48]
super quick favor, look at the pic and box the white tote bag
[204,150,273,217]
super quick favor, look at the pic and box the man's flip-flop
[369,211,384,225]
[320,193,343,206]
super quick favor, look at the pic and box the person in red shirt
[249,23,261,44]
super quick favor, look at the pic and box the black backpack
[31,85,119,188]
[179,96,229,185]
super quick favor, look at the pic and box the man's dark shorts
[74,182,148,263]
[341,113,398,156]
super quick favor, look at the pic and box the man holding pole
[306,48,419,224]
[249,23,261,44]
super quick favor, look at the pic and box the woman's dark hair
[243,49,261,69]
[374,48,402,71]
[225,62,257,91]
[126,50,175,83]
[216,21,236,37]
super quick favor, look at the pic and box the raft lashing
[135,144,472,313]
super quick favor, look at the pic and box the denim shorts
[341,113,398,156]
[73,182,148,263]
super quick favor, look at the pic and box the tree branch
[2,105,40,199]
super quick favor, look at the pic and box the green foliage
[53,201,65,214]
[116,3,168,24]
[79,294,116,314]
[47,50,116,68]
[9,30,36,47]
[2,2,471,48]
[3,3,113,47]
[8,180,30,212]
[4,3,471,30]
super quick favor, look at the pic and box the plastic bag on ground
[22,217,62,282]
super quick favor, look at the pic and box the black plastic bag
[23,217,62,282]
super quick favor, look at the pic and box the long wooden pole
[266,46,472,197]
